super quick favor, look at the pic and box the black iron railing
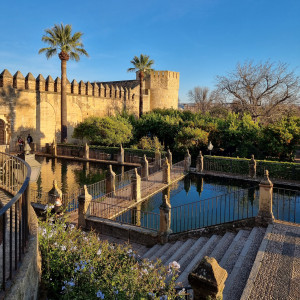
[273,187,300,223]
[170,187,259,233]
[0,152,31,292]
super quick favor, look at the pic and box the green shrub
[39,208,184,299]
[203,155,300,181]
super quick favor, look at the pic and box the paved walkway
[241,221,300,300]
[89,165,185,219]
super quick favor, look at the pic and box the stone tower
[142,71,180,111]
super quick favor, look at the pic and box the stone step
[210,232,236,262]
[176,237,209,272]
[164,239,195,266]
[219,229,251,274]
[158,240,184,264]
[223,227,266,300]
[148,242,173,261]
[176,235,221,286]
[142,244,162,259]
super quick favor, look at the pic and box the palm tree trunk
[139,71,144,118]
[61,58,67,142]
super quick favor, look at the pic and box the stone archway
[0,119,6,145]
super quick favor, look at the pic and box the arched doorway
[0,120,6,145]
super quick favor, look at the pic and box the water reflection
[31,156,131,194]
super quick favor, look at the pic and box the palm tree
[39,23,88,143]
[128,54,154,117]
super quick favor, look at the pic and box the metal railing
[0,152,31,292]
[170,187,259,233]
[273,187,300,223]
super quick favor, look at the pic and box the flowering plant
[39,207,186,299]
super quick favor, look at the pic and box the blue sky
[1,0,300,102]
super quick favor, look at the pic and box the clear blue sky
[1,0,300,102]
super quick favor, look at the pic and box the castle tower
[142,71,180,111]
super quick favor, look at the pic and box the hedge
[57,144,166,158]
[203,155,300,181]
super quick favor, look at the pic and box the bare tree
[187,86,215,113]
[216,61,300,121]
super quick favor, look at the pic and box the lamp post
[208,141,214,156]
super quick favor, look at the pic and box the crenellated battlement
[0,69,139,102]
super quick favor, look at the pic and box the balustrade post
[78,185,92,228]
[84,143,89,160]
[184,149,191,172]
[249,154,256,178]
[196,151,204,173]
[188,256,228,300]
[106,165,116,195]
[256,170,274,225]
[167,149,172,169]
[131,168,141,202]
[51,142,57,157]
[155,150,161,169]
[162,158,171,184]
[48,180,63,214]
[141,155,149,180]
[117,144,124,164]
[159,195,172,244]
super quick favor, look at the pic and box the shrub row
[203,155,300,181]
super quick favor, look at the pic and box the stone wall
[4,206,41,300]
[0,69,179,148]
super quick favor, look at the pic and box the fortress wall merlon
[0,69,13,87]
[71,79,79,94]
[79,80,86,95]
[110,85,115,99]
[25,72,36,90]
[46,75,54,92]
[36,74,46,92]
[99,83,105,97]
[54,77,61,92]
[66,79,71,93]
[13,71,25,89]
[86,81,93,96]
[92,82,99,97]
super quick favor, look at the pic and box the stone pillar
[48,180,63,214]
[78,185,92,228]
[131,168,141,202]
[51,142,57,157]
[155,150,161,169]
[196,151,204,173]
[184,149,191,172]
[141,155,149,180]
[162,158,171,184]
[188,256,228,300]
[106,165,116,195]
[84,143,89,160]
[167,149,172,169]
[249,154,256,178]
[256,170,274,225]
[159,195,172,244]
[117,144,124,164]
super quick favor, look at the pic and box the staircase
[139,227,266,300]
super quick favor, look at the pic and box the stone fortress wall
[0,69,179,148]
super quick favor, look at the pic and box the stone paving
[241,221,300,300]
[89,165,185,219]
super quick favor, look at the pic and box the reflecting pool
[31,156,131,194]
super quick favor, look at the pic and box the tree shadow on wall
[0,86,32,135]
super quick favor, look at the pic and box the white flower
[97,249,102,255]
[169,261,180,270]
[160,296,167,300]
[61,245,66,251]
[178,288,186,295]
